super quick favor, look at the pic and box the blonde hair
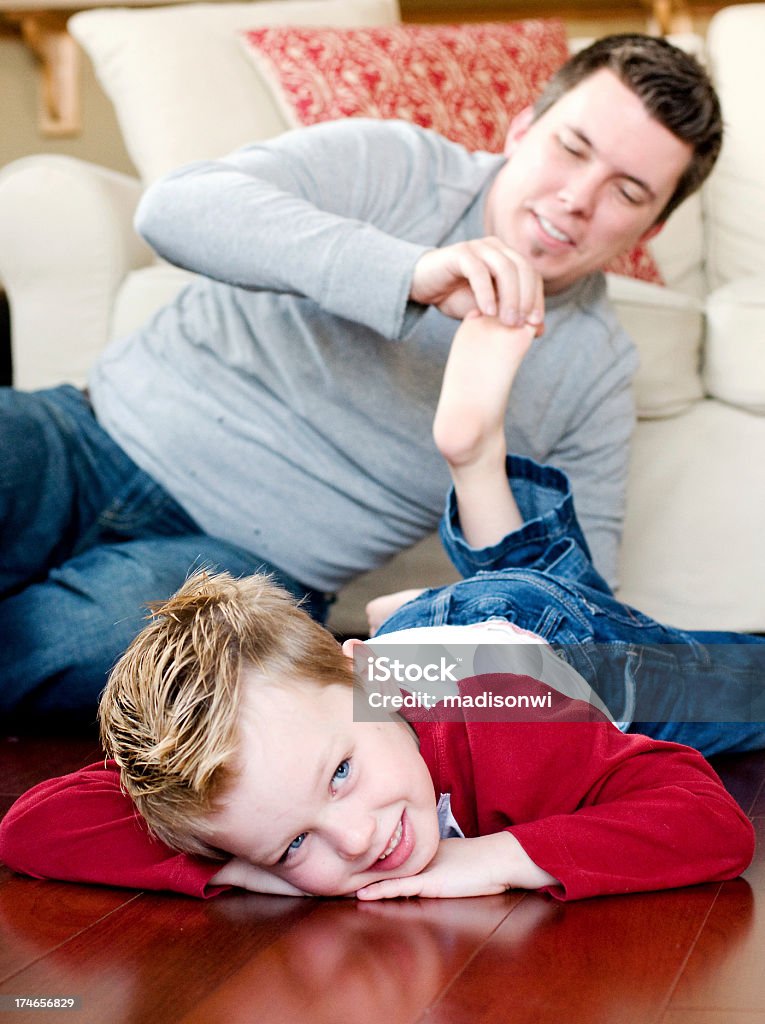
[99,570,353,857]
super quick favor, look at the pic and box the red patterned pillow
[241,22,662,284]
[607,244,663,284]
[242,21,567,153]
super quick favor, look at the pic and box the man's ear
[341,637,366,661]
[504,105,535,156]
[639,221,665,244]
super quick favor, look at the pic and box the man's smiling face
[485,68,693,295]
[203,673,440,896]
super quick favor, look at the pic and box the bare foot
[366,589,425,636]
[433,313,535,469]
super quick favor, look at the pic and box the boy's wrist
[486,831,559,891]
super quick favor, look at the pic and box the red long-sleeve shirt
[0,677,755,901]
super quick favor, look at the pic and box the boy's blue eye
[281,833,306,862]
[279,762,350,863]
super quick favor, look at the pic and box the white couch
[0,0,764,634]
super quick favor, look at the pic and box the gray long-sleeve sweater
[89,119,638,592]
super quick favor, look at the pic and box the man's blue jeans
[0,386,327,723]
[377,456,765,758]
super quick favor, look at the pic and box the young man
[0,36,722,723]
[0,314,754,901]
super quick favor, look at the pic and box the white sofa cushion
[69,0,400,183]
[619,399,765,631]
[704,275,765,413]
[705,5,765,289]
[110,265,197,341]
[645,193,705,300]
[607,276,704,418]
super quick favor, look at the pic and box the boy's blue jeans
[377,456,765,758]
[0,386,327,722]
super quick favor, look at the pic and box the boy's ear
[503,105,535,156]
[341,638,366,661]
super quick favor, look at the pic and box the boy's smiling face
[203,671,441,896]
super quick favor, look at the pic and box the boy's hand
[210,856,309,896]
[411,238,544,331]
[354,833,558,901]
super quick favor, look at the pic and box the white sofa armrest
[0,156,152,390]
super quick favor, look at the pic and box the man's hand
[210,856,309,896]
[354,833,559,901]
[410,237,544,332]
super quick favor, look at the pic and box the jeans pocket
[577,592,664,632]
[529,605,567,641]
[554,639,639,725]
[94,473,199,543]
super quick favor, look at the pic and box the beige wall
[0,33,135,175]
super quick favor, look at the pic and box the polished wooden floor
[1,732,763,1024]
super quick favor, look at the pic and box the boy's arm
[0,762,226,898]
[358,683,755,902]
[502,726,754,900]
[209,857,307,896]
